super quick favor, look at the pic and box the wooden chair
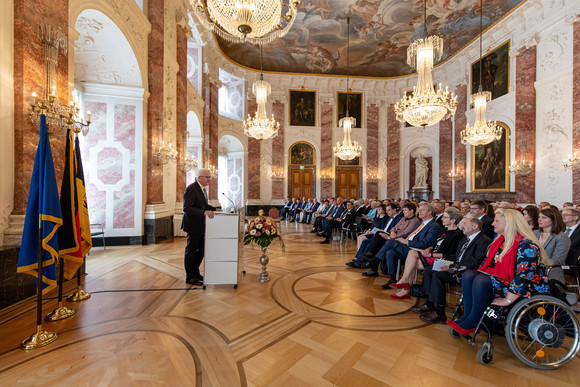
[90,223,106,250]
[268,207,281,226]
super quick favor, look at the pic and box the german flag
[58,129,92,279]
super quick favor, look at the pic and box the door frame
[288,166,316,198]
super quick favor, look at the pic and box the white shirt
[566,223,579,236]
[197,181,208,199]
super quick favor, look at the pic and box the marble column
[208,79,219,200]
[453,84,467,198]
[515,46,536,203]
[573,20,580,202]
[320,102,333,198]
[175,24,187,203]
[12,0,68,215]
[247,98,261,200]
[367,104,379,198]
[146,0,164,205]
[386,104,400,198]
[272,100,285,199]
[439,118,452,200]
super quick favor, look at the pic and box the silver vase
[258,246,270,282]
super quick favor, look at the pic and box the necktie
[566,227,572,237]
[457,238,470,262]
[406,221,425,241]
[203,187,208,202]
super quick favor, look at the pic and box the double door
[336,169,360,198]
[290,168,314,198]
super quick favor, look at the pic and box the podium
[204,213,240,288]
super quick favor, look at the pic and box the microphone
[222,192,237,213]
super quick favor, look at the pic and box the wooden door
[291,169,313,198]
[336,169,360,198]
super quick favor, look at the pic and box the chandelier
[563,153,580,171]
[243,44,280,140]
[448,167,463,181]
[460,0,502,146]
[192,0,300,45]
[509,141,533,177]
[334,17,362,161]
[180,154,199,172]
[394,0,456,128]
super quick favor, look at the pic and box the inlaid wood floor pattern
[1,222,579,386]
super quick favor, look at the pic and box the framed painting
[337,91,362,128]
[472,122,510,192]
[336,156,360,167]
[471,40,510,101]
[289,141,315,165]
[289,89,316,126]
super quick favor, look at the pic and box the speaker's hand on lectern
[205,210,215,219]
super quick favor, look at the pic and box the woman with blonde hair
[447,209,551,336]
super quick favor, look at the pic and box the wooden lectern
[204,213,240,289]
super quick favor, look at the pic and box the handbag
[409,284,426,298]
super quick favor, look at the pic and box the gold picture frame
[471,40,510,101]
[337,91,363,128]
[336,156,360,167]
[471,122,510,192]
[289,89,317,126]
[289,141,315,166]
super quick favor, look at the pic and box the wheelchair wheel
[505,295,580,370]
[449,327,461,338]
[476,347,493,365]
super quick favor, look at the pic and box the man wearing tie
[319,200,356,244]
[416,217,491,324]
[182,168,216,285]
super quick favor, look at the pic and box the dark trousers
[312,216,325,231]
[423,267,458,315]
[280,207,290,219]
[185,232,205,279]
[455,270,494,329]
[323,220,342,239]
[367,232,389,256]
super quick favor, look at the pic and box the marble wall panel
[147,0,165,204]
[515,46,536,203]
[96,147,123,184]
[575,21,580,202]
[113,170,135,229]
[367,104,379,199]
[386,105,400,198]
[226,156,243,208]
[114,104,136,163]
[176,25,187,203]
[321,102,333,198]
[453,85,467,199]
[247,97,260,200]
[209,80,219,200]
[272,100,285,199]
[439,118,452,200]
[187,45,200,93]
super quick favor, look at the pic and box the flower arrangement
[244,209,284,250]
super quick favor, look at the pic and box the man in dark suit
[279,196,292,220]
[470,200,494,239]
[182,168,216,285]
[311,197,335,232]
[320,200,356,244]
[363,203,441,286]
[432,200,445,227]
[417,217,492,323]
[563,208,580,265]
[303,198,320,224]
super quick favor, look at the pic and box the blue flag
[17,114,63,294]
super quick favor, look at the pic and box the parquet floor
[1,222,579,386]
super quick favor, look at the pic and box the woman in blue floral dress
[447,209,551,336]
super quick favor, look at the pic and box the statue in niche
[413,154,429,189]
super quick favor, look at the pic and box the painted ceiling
[217,0,525,78]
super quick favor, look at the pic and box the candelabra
[320,169,334,180]
[448,168,463,181]
[366,171,381,182]
[509,141,533,177]
[154,142,178,165]
[63,101,91,136]
[271,168,285,180]
[179,154,199,172]
[208,164,218,178]
[563,153,580,171]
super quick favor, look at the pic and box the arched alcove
[186,110,203,186]
[218,135,244,209]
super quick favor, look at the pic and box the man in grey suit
[182,168,216,285]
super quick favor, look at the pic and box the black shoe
[186,278,203,286]
[361,260,372,268]
[362,270,378,277]
[411,304,433,314]
[346,261,356,268]
[194,274,204,281]
[310,229,318,233]
[419,311,447,324]
[381,279,396,289]
[320,239,330,244]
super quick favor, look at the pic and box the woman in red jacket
[447,209,551,336]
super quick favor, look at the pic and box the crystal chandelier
[334,17,362,161]
[192,0,300,45]
[394,0,457,128]
[180,154,199,172]
[563,153,580,171]
[460,0,502,146]
[448,167,463,181]
[243,44,280,140]
[509,141,533,177]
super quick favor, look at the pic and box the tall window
[218,69,244,121]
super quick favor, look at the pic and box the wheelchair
[449,290,580,369]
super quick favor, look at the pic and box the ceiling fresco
[216,0,526,78]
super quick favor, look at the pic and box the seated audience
[470,200,494,239]
[356,204,388,249]
[389,207,464,299]
[302,198,320,224]
[311,198,336,232]
[538,201,551,210]
[415,217,492,323]
[432,200,445,226]
[447,209,551,336]
[534,208,570,285]
[279,196,293,220]
[319,200,356,244]
[460,202,470,216]
[562,207,580,267]
[522,205,539,230]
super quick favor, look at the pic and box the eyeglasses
[199,175,212,179]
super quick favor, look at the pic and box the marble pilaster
[439,118,452,200]
[146,0,164,204]
[176,24,187,202]
[453,84,467,199]
[574,20,580,202]
[367,104,379,199]
[272,101,285,199]
[320,102,333,198]
[247,98,260,200]
[386,105,400,198]
[515,46,536,203]
[209,80,219,200]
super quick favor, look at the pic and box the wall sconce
[448,167,463,181]
[180,154,198,172]
[367,170,381,182]
[509,141,533,177]
[563,152,580,171]
[154,141,178,165]
[320,169,334,180]
[208,164,218,178]
[271,168,285,180]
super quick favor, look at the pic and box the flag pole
[21,214,57,349]
[67,129,91,302]
[45,256,75,321]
